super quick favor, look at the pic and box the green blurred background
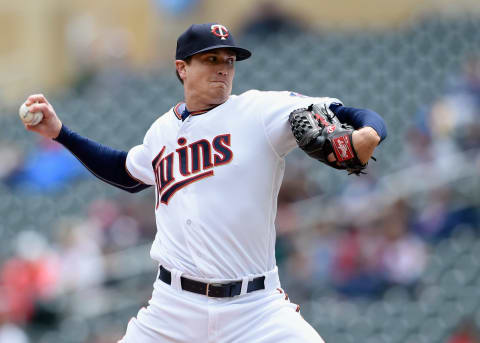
[1,1,480,342]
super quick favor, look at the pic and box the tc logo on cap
[211,24,229,40]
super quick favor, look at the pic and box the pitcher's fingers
[28,102,50,115]
[26,94,49,106]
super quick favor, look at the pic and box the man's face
[176,48,236,109]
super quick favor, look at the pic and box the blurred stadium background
[1,0,480,342]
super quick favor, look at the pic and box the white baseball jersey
[126,90,341,280]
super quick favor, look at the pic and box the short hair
[175,56,192,84]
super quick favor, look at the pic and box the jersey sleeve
[126,125,156,185]
[254,91,342,157]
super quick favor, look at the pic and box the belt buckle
[206,282,224,297]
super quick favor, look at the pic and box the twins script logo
[211,24,229,40]
[332,136,354,162]
[152,134,233,207]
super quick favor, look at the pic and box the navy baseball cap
[176,23,251,61]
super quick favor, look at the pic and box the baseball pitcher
[21,23,387,342]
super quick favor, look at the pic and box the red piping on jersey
[173,103,183,120]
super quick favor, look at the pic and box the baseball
[19,102,43,126]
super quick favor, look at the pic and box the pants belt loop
[170,268,183,292]
[264,266,280,290]
[240,275,251,296]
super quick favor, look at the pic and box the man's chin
[209,91,231,105]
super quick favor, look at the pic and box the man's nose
[217,69,228,76]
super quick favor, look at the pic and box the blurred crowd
[274,54,480,301]
[448,317,480,343]
[0,136,88,193]
[0,194,156,342]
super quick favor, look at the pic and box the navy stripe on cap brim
[180,45,252,61]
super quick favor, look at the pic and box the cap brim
[182,45,252,61]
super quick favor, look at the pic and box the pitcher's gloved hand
[289,104,371,175]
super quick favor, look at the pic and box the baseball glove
[289,104,369,175]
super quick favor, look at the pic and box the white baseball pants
[118,266,325,343]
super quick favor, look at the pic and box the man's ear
[175,60,187,82]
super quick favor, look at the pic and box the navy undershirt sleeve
[329,104,387,143]
[54,125,150,193]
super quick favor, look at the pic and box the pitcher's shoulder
[235,89,295,102]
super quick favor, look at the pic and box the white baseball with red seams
[121,90,339,342]
[19,102,43,126]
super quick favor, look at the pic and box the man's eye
[208,56,217,62]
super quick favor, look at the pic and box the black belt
[159,265,265,298]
